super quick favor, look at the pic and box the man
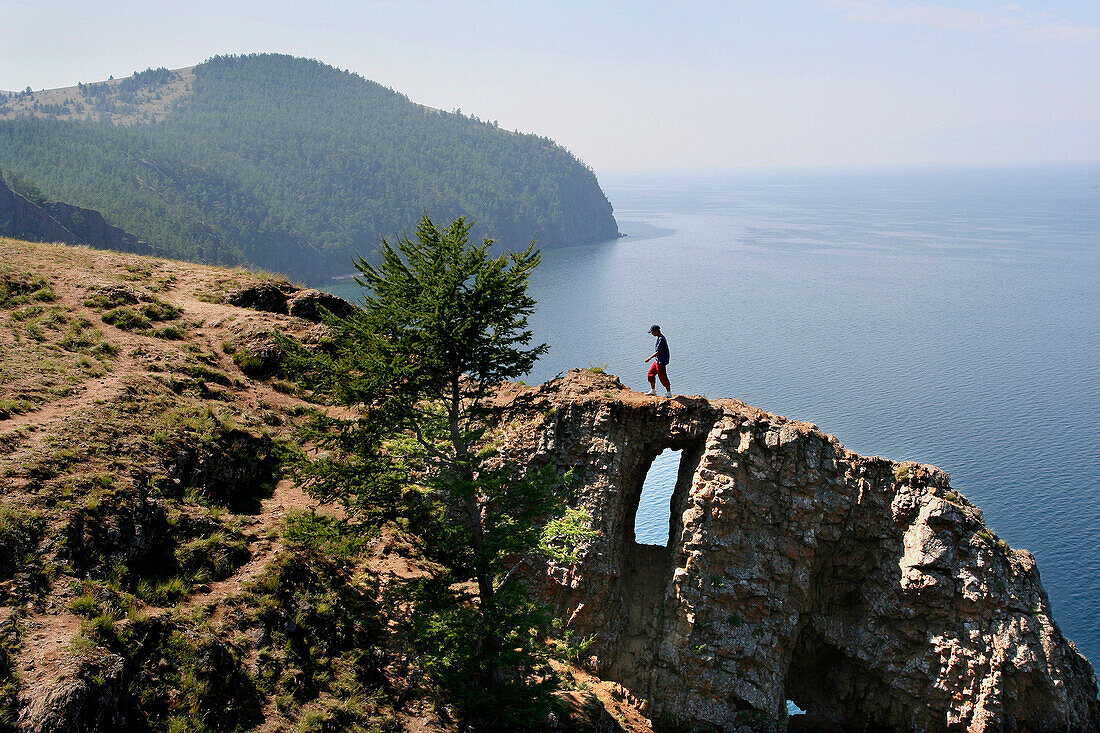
[644,324,671,397]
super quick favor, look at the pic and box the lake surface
[331,165,1100,666]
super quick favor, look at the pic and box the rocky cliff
[496,370,1099,732]
[0,179,152,255]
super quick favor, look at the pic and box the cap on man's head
[649,324,661,333]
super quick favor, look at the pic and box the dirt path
[15,605,84,715]
[187,478,314,620]
[0,369,128,435]
[14,478,317,716]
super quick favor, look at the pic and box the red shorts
[648,360,670,389]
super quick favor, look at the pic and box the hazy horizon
[2,1,1098,173]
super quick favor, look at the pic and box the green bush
[138,576,190,605]
[175,531,249,582]
[139,298,182,322]
[102,306,151,331]
[154,324,187,340]
[0,399,35,420]
[283,512,362,561]
[0,272,50,308]
[69,593,101,617]
[232,347,267,376]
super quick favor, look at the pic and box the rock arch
[503,370,1099,731]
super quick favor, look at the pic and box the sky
[2,0,1098,172]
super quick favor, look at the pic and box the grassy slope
[0,238,398,731]
[0,239,645,733]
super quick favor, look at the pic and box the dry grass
[0,67,196,125]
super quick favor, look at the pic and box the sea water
[329,165,1100,666]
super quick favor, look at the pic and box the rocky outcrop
[41,198,152,255]
[226,282,293,314]
[160,427,277,511]
[286,288,357,321]
[226,282,356,322]
[19,649,127,733]
[0,178,152,255]
[0,179,73,245]
[499,370,1099,732]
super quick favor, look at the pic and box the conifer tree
[285,215,591,726]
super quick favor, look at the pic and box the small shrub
[0,399,35,420]
[182,364,233,386]
[31,287,56,302]
[141,576,190,605]
[0,272,50,307]
[548,619,595,663]
[139,298,181,322]
[10,304,44,321]
[76,355,106,376]
[149,276,176,293]
[283,512,363,560]
[175,531,249,582]
[91,341,119,358]
[69,593,101,617]
[80,612,118,641]
[154,324,187,340]
[232,348,267,376]
[58,322,98,351]
[102,306,151,331]
[272,379,303,396]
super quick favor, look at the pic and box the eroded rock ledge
[497,369,1099,732]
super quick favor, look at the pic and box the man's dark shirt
[655,335,670,365]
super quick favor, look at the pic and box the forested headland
[0,54,619,282]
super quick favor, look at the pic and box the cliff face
[498,370,1099,731]
[0,179,152,255]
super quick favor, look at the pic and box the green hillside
[0,55,618,282]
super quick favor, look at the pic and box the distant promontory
[0,54,619,282]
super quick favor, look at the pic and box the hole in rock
[633,449,682,546]
[611,440,706,684]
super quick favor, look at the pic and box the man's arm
[644,351,658,363]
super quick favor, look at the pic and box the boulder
[226,282,292,314]
[286,288,356,322]
[19,650,126,733]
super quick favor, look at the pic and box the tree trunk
[449,376,503,686]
